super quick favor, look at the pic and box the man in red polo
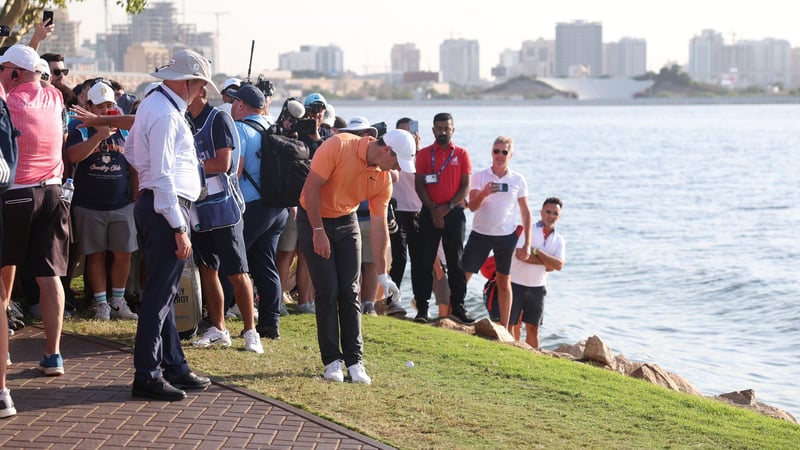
[413,112,474,324]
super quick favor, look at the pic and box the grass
[61,312,800,449]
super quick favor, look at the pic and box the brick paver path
[1,326,393,449]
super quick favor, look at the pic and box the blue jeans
[296,208,363,367]
[242,201,287,329]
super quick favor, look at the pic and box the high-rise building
[688,29,725,84]
[604,38,647,77]
[391,43,420,73]
[555,20,603,77]
[439,39,480,85]
[279,45,343,74]
[22,9,79,57]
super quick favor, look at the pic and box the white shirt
[392,171,422,212]
[510,222,566,287]
[127,84,201,229]
[470,167,528,236]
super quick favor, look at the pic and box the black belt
[139,189,192,209]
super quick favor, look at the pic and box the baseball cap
[322,104,336,127]
[340,116,378,138]
[221,77,241,93]
[227,84,265,109]
[37,59,50,76]
[151,49,219,93]
[304,92,327,107]
[382,129,416,173]
[87,82,116,105]
[0,44,42,72]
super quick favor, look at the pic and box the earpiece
[11,70,19,80]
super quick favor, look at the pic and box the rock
[630,363,700,396]
[713,390,798,424]
[435,317,475,334]
[614,354,642,376]
[717,389,756,406]
[553,340,585,359]
[474,318,515,343]
[584,335,616,369]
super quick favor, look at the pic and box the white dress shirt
[127,85,201,229]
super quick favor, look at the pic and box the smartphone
[43,10,54,26]
[498,183,509,192]
[409,120,419,135]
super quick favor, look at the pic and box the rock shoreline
[441,315,797,424]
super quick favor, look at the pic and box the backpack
[483,277,501,323]
[241,119,311,208]
[0,97,20,195]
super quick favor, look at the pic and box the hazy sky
[66,0,799,78]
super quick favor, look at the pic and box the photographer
[297,93,333,157]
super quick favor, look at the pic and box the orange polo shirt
[300,133,392,218]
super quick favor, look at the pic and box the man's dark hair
[543,197,563,209]
[396,117,412,128]
[40,53,65,63]
[109,79,123,91]
[433,112,452,124]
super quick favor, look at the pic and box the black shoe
[166,371,211,391]
[414,312,428,323]
[449,304,476,324]
[132,377,186,401]
[257,324,281,340]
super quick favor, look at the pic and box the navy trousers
[132,193,190,381]
[242,201,287,329]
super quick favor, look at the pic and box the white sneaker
[110,298,138,320]
[0,389,16,418]
[228,303,242,318]
[323,359,344,382]
[242,329,264,354]
[95,302,111,321]
[347,361,372,385]
[192,326,232,348]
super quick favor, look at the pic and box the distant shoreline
[325,96,800,107]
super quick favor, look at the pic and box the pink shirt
[6,81,64,184]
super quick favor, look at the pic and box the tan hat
[151,49,219,93]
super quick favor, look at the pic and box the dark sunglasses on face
[493,149,509,155]
[52,68,69,76]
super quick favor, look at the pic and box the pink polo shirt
[6,81,64,184]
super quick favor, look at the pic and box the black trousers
[414,206,467,313]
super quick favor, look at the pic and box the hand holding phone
[43,10,54,26]
[409,120,419,135]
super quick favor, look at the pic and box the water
[335,102,800,417]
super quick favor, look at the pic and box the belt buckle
[39,180,47,188]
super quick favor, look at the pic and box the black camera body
[242,75,274,98]
[291,118,316,135]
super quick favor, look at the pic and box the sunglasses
[493,149,509,155]
[52,68,69,76]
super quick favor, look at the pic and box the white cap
[87,82,116,105]
[0,44,42,72]
[382,129,416,173]
[151,49,218,93]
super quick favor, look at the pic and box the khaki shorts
[277,213,298,252]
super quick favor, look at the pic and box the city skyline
[66,0,800,79]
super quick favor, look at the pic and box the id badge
[424,173,439,184]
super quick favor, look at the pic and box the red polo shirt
[415,142,471,205]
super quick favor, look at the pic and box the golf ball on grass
[406,361,415,368]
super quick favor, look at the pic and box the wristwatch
[173,225,188,234]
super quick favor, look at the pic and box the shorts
[73,203,138,255]
[1,185,70,276]
[192,219,249,276]
[510,283,546,327]
[277,213,298,252]
[462,230,518,275]
[359,219,373,264]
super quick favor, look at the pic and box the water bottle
[61,178,75,203]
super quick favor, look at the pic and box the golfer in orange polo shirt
[297,129,416,385]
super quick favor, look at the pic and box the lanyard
[431,145,455,177]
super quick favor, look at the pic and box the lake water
[330,102,800,418]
